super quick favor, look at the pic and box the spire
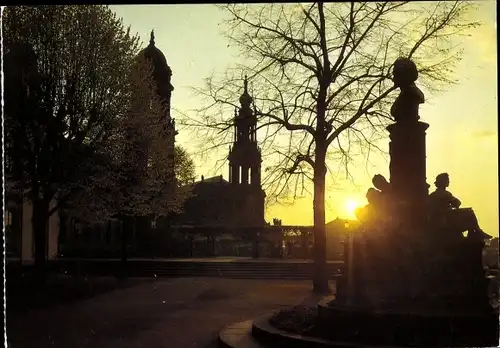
[150,29,155,46]
[239,75,253,107]
[244,75,249,94]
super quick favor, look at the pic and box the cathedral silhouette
[143,30,266,228]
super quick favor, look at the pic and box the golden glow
[345,199,362,219]
[111,2,498,236]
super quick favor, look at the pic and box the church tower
[227,76,266,225]
[140,30,177,147]
[228,76,262,186]
[140,30,177,178]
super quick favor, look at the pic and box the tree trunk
[188,235,193,257]
[33,198,50,283]
[211,236,216,257]
[313,144,329,293]
[302,232,308,259]
[253,237,260,259]
[58,210,67,247]
[120,215,129,278]
[105,220,112,246]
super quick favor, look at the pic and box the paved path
[7,277,329,348]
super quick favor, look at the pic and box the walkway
[7,277,329,348]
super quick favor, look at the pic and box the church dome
[138,30,174,97]
[139,30,172,80]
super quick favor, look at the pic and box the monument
[218,58,498,348]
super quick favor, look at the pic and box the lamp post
[346,226,355,306]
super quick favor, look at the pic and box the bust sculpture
[390,58,425,122]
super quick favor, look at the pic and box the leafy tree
[62,55,186,224]
[181,2,479,292]
[48,38,190,268]
[3,6,187,275]
[117,54,187,220]
[174,146,197,187]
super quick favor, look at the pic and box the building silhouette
[142,30,177,143]
[58,30,180,257]
[5,29,269,260]
[130,30,178,209]
[58,35,267,257]
[176,76,266,228]
[227,76,266,225]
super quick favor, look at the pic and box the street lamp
[346,226,355,306]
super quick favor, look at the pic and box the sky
[110,2,498,236]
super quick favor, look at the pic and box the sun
[345,198,362,218]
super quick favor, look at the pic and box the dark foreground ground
[7,277,323,348]
[7,273,152,314]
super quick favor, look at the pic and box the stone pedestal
[218,58,499,348]
[350,225,492,314]
[387,120,429,207]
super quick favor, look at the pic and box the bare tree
[180,2,479,292]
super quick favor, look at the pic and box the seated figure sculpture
[355,188,380,224]
[372,174,396,223]
[356,175,394,226]
[372,174,391,194]
[372,174,392,203]
[429,173,490,241]
[429,173,462,209]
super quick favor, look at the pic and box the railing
[59,224,346,261]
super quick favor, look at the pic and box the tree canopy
[3,5,189,267]
[4,5,141,211]
[175,145,197,187]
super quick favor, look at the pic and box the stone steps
[45,259,344,280]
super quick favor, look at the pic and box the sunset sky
[110,2,498,236]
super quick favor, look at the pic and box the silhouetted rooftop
[194,175,229,185]
[140,30,172,75]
